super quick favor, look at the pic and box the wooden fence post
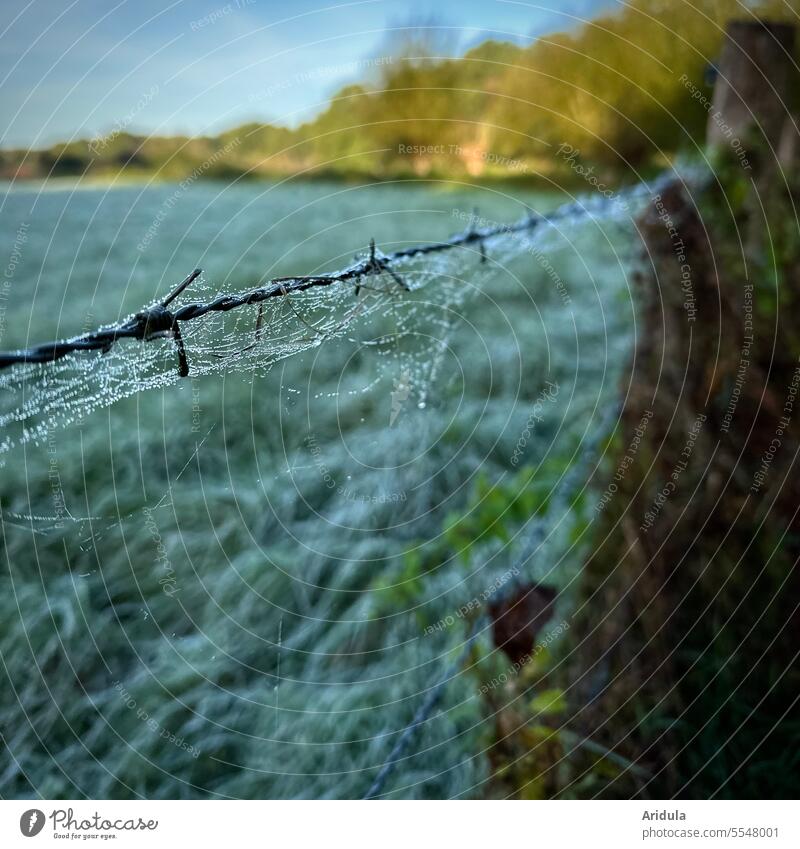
[707,20,796,162]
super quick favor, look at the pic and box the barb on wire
[468,208,487,264]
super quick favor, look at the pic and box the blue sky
[0,0,619,149]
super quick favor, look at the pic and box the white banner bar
[1,800,796,848]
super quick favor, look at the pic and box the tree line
[2,0,795,184]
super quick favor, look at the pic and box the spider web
[0,189,646,459]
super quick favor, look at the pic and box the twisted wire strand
[0,189,637,376]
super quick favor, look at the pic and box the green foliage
[368,464,551,621]
[443,467,553,557]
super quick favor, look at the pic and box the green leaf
[529,688,567,716]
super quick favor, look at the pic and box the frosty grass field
[0,178,634,798]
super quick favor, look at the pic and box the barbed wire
[0,190,640,377]
[363,615,485,800]
[363,402,620,799]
